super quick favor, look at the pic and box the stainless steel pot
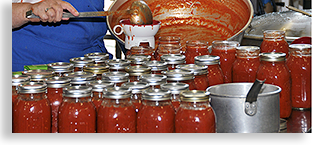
[107,0,254,48]
[206,83,281,133]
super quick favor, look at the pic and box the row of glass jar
[12,79,216,133]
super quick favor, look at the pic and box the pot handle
[244,79,265,116]
[113,25,123,35]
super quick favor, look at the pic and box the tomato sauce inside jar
[176,64,209,91]
[260,30,290,58]
[88,80,114,111]
[184,40,209,64]
[97,87,136,133]
[256,52,292,118]
[160,83,189,112]
[175,90,216,133]
[12,74,30,104]
[286,44,311,109]
[137,89,175,133]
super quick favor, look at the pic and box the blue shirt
[12,0,112,71]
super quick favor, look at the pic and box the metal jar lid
[127,54,152,65]
[161,54,186,64]
[125,65,151,76]
[180,90,210,102]
[88,80,114,92]
[103,86,132,99]
[139,74,167,86]
[142,89,171,101]
[69,57,95,68]
[18,81,47,94]
[160,83,189,95]
[84,52,109,61]
[22,69,55,82]
[194,55,220,65]
[102,72,129,83]
[63,86,92,98]
[289,44,312,52]
[12,74,31,86]
[162,69,194,81]
[45,76,71,88]
[83,64,109,74]
[121,82,150,94]
[105,59,131,70]
[260,52,286,62]
[63,71,96,85]
[47,62,74,73]
[142,60,168,71]
[176,64,208,75]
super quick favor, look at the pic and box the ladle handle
[285,6,312,17]
[26,10,119,19]
[244,79,266,116]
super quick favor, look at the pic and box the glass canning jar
[102,71,129,87]
[126,46,155,60]
[13,82,51,133]
[47,62,74,77]
[121,82,150,113]
[69,57,95,72]
[97,86,136,133]
[286,44,311,109]
[125,65,151,82]
[184,40,209,64]
[45,76,71,133]
[176,64,209,91]
[142,60,168,75]
[83,63,109,80]
[155,36,181,60]
[161,54,186,70]
[64,71,96,86]
[84,52,109,65]
[194,55,224,86]
[162,69,196,90]
[260,30,290,57]
[105,59,131,72]
[12,74,30,104]
[160,83,189,112]
[137,89,175,133]
[256,52,291,118]
[175,90,216,133]
[156,44,182,61]
[139,74,167,89]
[58,86,96,133]
[87,80,114,110]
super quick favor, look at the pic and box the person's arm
[12,0,79,29]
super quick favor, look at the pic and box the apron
[12,0,112,71]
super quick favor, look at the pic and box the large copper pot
[107,0,254,48]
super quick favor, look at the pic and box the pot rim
[206,83,281,98]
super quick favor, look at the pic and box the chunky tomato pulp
[232,57,260,82]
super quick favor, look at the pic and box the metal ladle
[26,1,153,25]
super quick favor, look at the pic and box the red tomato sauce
[58,97,96,133]
[175,106,215,133]
[232,57,260,82]
[47,87,63,133]
[13,93,51,133]
[185,45,209,64]
[260,38,289,58]
[91,92,103,111]
[97,105,136,133]
[206,64,224,86]
[194,74,209,90]
[136,100,175,133]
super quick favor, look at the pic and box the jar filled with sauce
[12,74,30,104]
[58,86,96,133]
[161,54,186,70]
[256,52,291,118]
[286,44,311,109]
[45,76,71,133]
[194,55,224,86]
[125,65,151,82]
[155,36,181,60]
[102,72,129,87]
[139,74,167,89]
[184,40,209,64]
[232,46,261,83]
[176,64,209,91]
[105,59,131,72]
[175,90,216,133]
[47,62,74,77]
[126,54,151,66]
[88,80,114,111]
[83,64,109,80]
[84,52,109,65]
[97,86,136,133]
[142,60,168,75]
[22,69,55,82]
[126,46,155,60]
[156,44,182,61]
[13,82,51,133]
[162,69,196,90]
[210,40,239,83]
[260,30,289,57]
[160,83,189,112]
[121,82,150,113]
[287,108,311,133]
[137,89,175,133]
[64,71,96,86]
[69,57,95,72]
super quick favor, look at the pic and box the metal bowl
[107,0,254,48]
